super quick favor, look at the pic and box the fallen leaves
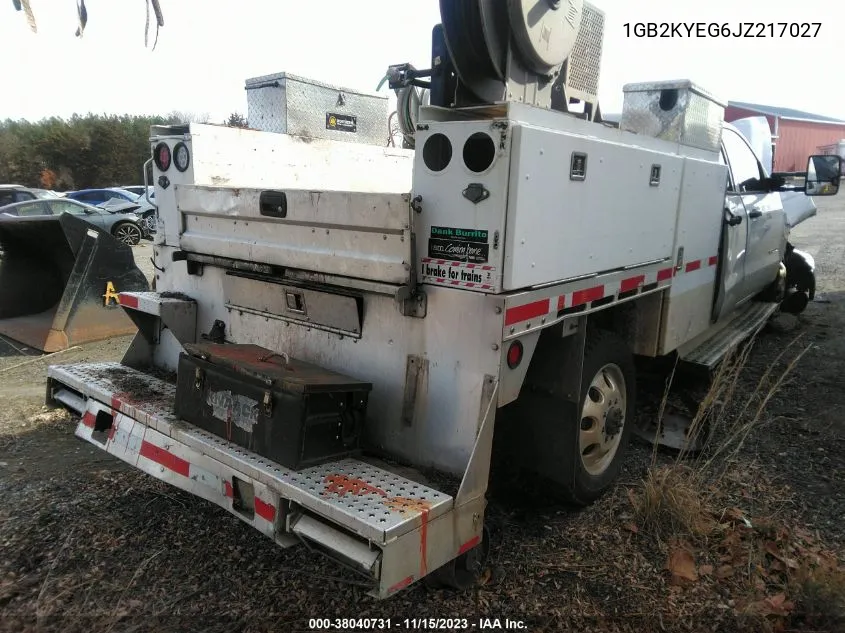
[666,543,698,585]
[746,592,796,618]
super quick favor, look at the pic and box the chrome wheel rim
[579,363,627,476]
[115,225,140,245]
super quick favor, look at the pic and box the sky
[0,0,841,124]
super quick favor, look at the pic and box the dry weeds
[628,330,845,632]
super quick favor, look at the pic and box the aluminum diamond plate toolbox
[619,79,726,153]
[245,71,389,147]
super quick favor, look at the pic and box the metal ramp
[678,301,779,372]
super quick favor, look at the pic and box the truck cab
[716,122,789,321]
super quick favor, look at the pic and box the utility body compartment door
[175,185,413,286]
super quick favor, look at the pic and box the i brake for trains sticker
[427,226,489,264]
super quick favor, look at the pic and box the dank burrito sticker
[428,226,489,264]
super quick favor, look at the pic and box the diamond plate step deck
[678,301,778,371]
[47,362,452,545]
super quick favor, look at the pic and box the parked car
[120,186,157,231]
[0,184,38,207]
[65,187,141,205]
[30,188,63,199]
[66,187,156,233]
[0,198,147,246]
[121,185,155,200]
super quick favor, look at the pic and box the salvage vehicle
[0,197,147,245]
[44,0,842,599]
[0,184,38,207]
[67,187,157,233]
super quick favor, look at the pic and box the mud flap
[0,213,149,352]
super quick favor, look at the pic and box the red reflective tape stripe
[224,481,234,498]
[557,295,566,311]
[139,440,190,477]
[118,293,139,308]
[709,256,718,267]
[255,498,277,523]
[620,275,645,293]
[108,425,117,441]
[458,535,481,556]
[81,412,95,428]
[388,576,413,594]
[571,285,604,307]
[657,268,674,281]
[685,260,702,273]
[504,298,550,326]
[111,396,122,413]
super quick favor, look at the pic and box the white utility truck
[45,0,841,598]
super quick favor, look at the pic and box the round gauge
[173,142,191,172]
[153,142,171,171]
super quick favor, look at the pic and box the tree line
[0,112,248,192]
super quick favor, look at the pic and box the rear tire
[112,222,142,246]
[560,330,637,506]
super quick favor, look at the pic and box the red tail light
[154,142,171,172]
[506,341,523,369]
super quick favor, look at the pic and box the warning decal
[420,258,497,290]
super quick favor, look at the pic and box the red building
[725,101,845,172]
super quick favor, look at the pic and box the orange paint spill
[386,497,432,576]
[324,474,388,497]
[323,476,434,577]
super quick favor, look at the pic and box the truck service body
[44,0,841,598]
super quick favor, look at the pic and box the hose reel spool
[438,0,585,104]
[386,0,604,146]
[395,84,430,149]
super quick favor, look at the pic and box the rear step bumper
[46,362,484,599]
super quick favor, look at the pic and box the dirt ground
[1,202,844,633]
